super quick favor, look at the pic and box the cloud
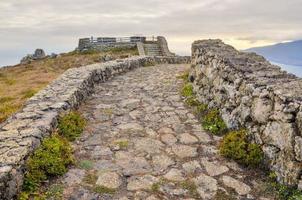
[0,0,302,65]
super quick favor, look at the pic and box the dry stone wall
[0,56,190,200]
[190,39,302,187]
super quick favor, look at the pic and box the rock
[63,169,86,186]
[33,49,46,59]
[201,159,229,176]
[164,169,185,182]
[115,152,151,176]
[182,161,201,174]
[127,175,159,191]
[179,133,199,144]
[193,173,218,199]
[152,154,175,172]
[96,172,122,189]
[158,127,175,135]
[161,134,177,145]
[172,144,198,158]
[222,176,251,195]
[134,138,164,154]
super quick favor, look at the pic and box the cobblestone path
[58,64,272,200]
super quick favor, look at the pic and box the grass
[180,180,200,198]
[0,48,138,123]
[57,111,86,141]
[78,160,94,170]
[114,140,129,149]
[94,186,116,195]
[202,109,227,135]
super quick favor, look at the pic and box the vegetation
[219,129,263,167]
[94,186,116,195]
[177,71,189,81]
[202,109,227,135]
[21,134,73,197]
[181,83,194,97]
[264,172,302,200]
[58,111,86,141]
[180,180,200,198]
[0,48,138,123]
[78,160,94,170]
[114,140,129,149]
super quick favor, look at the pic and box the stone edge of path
[0,55,190,199]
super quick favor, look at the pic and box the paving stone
[96,172,122,189]
[152,154,175,172]
[115,151,151,176]
[182,160,201,174]
[201,159,229,176]
[63,169,86,186]
[164,168,185,182]
[179,133,199,144]
[134,138,164,154]
[193,173,218,199]
[161,134,177,145]
[222,176,251,195]
[171,144,198,158]
[127,175,159,191]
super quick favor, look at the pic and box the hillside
[245,40,302,66]
[0,48,138,123]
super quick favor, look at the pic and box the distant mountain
[245,40,302,66]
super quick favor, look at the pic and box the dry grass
[0,48,138,123]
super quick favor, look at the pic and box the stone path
[56,64,273,200]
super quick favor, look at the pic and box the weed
[58,111,86,141]
[83,172,98,185]
[93,186,116,195]
[151,182,161,193]
[177,71,189,82]
[219,129,263,167]
[114,140,129,149]
[180,180,199,198]
[202,109,227,135]
[45,184,64,200]
[181,83,194,97]
[78,160,94,170]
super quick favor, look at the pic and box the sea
[270,61,302,78]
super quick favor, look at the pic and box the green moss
[58,111,86,141]
[181,83,194,97]
[202,109,227,135]
[151,182,161,193]
[219,129,263,167]
[78,160,94,170]
[94,186,116,195]
[22,134,73,193]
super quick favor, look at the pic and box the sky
[0,0,302,67]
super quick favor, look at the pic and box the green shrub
[219,129,263,167]
[58,112,86,141]
[202,109,227,135]
[23,135,74,193]
[181,83,194,97]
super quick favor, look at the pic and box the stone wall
[0,56,190,199]
[190,39,302,187]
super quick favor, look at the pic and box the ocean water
[270,61,302,78]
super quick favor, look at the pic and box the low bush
[58,111,86,141]
[219,129,263,167]
[202,109,227,135]
[22,134,74,193]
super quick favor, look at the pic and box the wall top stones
[191,39,302,187]
[192,40,302,101]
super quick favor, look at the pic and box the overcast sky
[0,0,302,66]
